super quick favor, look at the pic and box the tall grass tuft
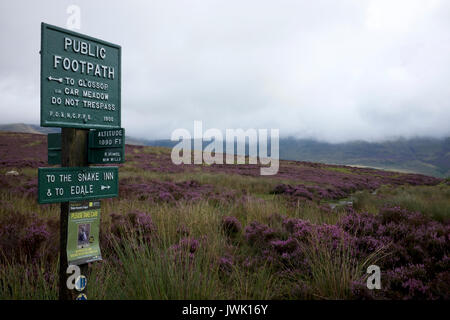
[94,227,223,299]
[303,234,386,300]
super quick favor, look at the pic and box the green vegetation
[0,191,361,300]
[3,180,448,299]
[353,183,450,222]
[0,133,448,300]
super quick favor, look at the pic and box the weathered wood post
[59,128,89,300]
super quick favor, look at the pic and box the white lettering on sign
[82,100,116,111]
[70,185,94,195]
[65,87,79,96]
[103,172,114,181]
[97,130,123,137]
[59,174,72,182]
[64,37,106,59]
[97,138,122,146]
[49,110,92,121]
[77,172,99,182]
[53,55,115,80]
[78,79,108,90]
[82,90,109,101]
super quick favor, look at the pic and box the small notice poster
[67,201,102,265]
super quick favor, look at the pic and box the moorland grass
[353,183,450,222]
[0,168,448,300]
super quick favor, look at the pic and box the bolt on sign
[38,166,118,204]
[67,201,102,265]
[41,23,121,129]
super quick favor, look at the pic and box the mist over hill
[1,123,448,178]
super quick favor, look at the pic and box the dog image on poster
[77,223,91,248]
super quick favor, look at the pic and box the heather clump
[239,206,449,299]
[270,167,441,205]
[243,217,350,277]
[0,175,38,199]
[21,217,51,260]
[168,237,203,268]
[244,221,279,248]
[342,207,449,299]
[176,224,190,237]
[108,211,156,245]
[179,237,200,254]
[218,255,234,277]
[127,211,155,234]
[313,223,353,251]
[119,178,236,205]
[0,212,52,263]
[382,264,431,299]
[222,216,242,237]
[379,206,410,224]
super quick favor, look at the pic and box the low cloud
[0,0,449,143]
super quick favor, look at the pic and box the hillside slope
[0,131,441,197]
[1,124,448,177]
[279,137,450,178]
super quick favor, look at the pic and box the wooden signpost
[39,23,122,300]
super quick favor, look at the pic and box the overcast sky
[0,0,449,142]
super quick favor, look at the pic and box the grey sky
[0,0,449,142]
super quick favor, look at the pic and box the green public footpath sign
[67,201,102,265]
[38,167,119,204]
[41,23,121,129]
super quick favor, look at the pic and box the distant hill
[120,137,450,178]
[0,123,60,134]
[278,137,450,178]
[1,123,448,177]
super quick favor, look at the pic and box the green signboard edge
[40,22,122,129]
[47,133,62,165]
